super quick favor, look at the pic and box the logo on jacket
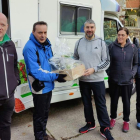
[9,54,14,57]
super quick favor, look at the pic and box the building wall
[116,0,126,6]
[126,0,140,8]
[128,27,140,45]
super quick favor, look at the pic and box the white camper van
[0,0,123,112]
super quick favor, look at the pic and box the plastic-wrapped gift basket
[49,38,85,81]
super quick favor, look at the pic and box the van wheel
[132,83,136,95]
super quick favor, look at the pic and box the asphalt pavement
[11,92,140,140]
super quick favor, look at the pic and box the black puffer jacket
[108,39,138,85]
[0,41,20,100]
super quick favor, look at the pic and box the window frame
[60,4,76,35]
[58,1,92,38]
[77,7,91,35]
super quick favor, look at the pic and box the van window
[60,4,91,35]
[104,18,118,46]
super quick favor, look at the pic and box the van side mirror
[133,37,139,48]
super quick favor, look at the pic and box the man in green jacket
[0,13,20,140]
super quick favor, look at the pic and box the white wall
[9,0,38,60]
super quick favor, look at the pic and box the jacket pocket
[109,70,120,83]
[120,70,133,84]
[8,74,18,96]
[0,76,8,99]
[32,79,45,92]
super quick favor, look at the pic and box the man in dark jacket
[108,27,138,133]
[0,13,20,140]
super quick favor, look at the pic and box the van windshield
[104,18,118,46]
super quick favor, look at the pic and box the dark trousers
[109,82,132,122]
[79,81,110,128]
[136,78,140,123]
[0,95,15,140]
[32,91,52,140]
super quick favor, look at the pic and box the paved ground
[11,92,140,140]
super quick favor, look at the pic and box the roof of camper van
[105,11,119,18]
[100,0,120,12]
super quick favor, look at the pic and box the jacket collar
[114,38,131,48]
[0,34,10,46]
[84,34,102,42]
[29,33,51,49]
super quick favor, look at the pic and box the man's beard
[86,32,94,38]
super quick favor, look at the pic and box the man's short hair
[33,21,48,31]
[84,19,96,27]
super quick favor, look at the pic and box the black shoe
[100,127,114,140]
[79,122,96,134]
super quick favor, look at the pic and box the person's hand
[83,68,95,76]
[56,74,67,82]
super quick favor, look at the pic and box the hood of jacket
[84,35,102,42]
[29,33,51,51]
[29,33,52,59]
[113,38,131,48]
[0,34,10,46]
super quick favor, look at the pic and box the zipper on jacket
[5,48,9,61]
[124,51,126,61]
[0,47,9,98]
[122,48,125,61]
